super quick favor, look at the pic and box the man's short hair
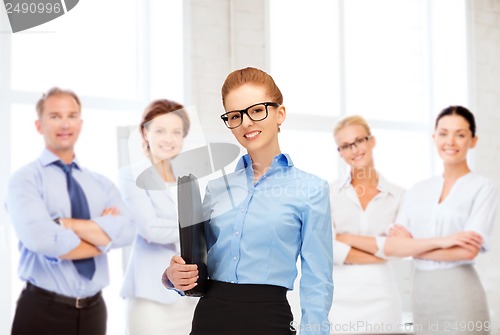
[36,87,81,118]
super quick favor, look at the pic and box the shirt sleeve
[464,181,498,252]
[332,223,351,265]
[6,168,81,258]
[329,181,351,265]
[299,180,333,334]
[333,240,351,265]
[161,269,186,296]
[395,191,411,230]
[91,173,135,249]
[118,166,179,245]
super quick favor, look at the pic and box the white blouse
[331,173,405,265]
[396,172,497,271]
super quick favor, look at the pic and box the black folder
[177,174,208,297]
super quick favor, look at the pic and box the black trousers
[11,284,107,335]
[191,280,296,335]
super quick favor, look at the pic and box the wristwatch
[53,217,65,228]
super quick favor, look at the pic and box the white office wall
[183,0,268,147]
[469,0,500,332]
[1,0,499,334]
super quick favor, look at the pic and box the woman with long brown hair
[119,99,197,334]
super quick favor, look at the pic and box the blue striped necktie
[54,161,96,280]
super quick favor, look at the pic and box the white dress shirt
[329,173,405,333]
[331,173,405,265]
[396,172,497,271]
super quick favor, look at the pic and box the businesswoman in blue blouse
[119,100,197,334]
[164,67,334,335]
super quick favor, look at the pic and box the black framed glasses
[220,102,280,129]
[337,135,372,152]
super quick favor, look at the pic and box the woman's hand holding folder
[166,255,199,291]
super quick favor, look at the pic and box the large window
[269,0,468,326]
[269,0,468,189]
[1,1,184,334]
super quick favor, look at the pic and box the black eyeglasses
[220,102,280,129]
[337,136,372,152]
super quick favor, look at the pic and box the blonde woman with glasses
[328,115,405,334]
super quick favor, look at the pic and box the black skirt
[190,280,296,335]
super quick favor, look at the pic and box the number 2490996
[5,2,62,14]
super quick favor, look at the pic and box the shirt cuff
[97,241,112,253]
[333,240,351,265]
[55,228,81,258]
[161,270,186,296]
[374,236,389,259]
[93,215,123,243]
